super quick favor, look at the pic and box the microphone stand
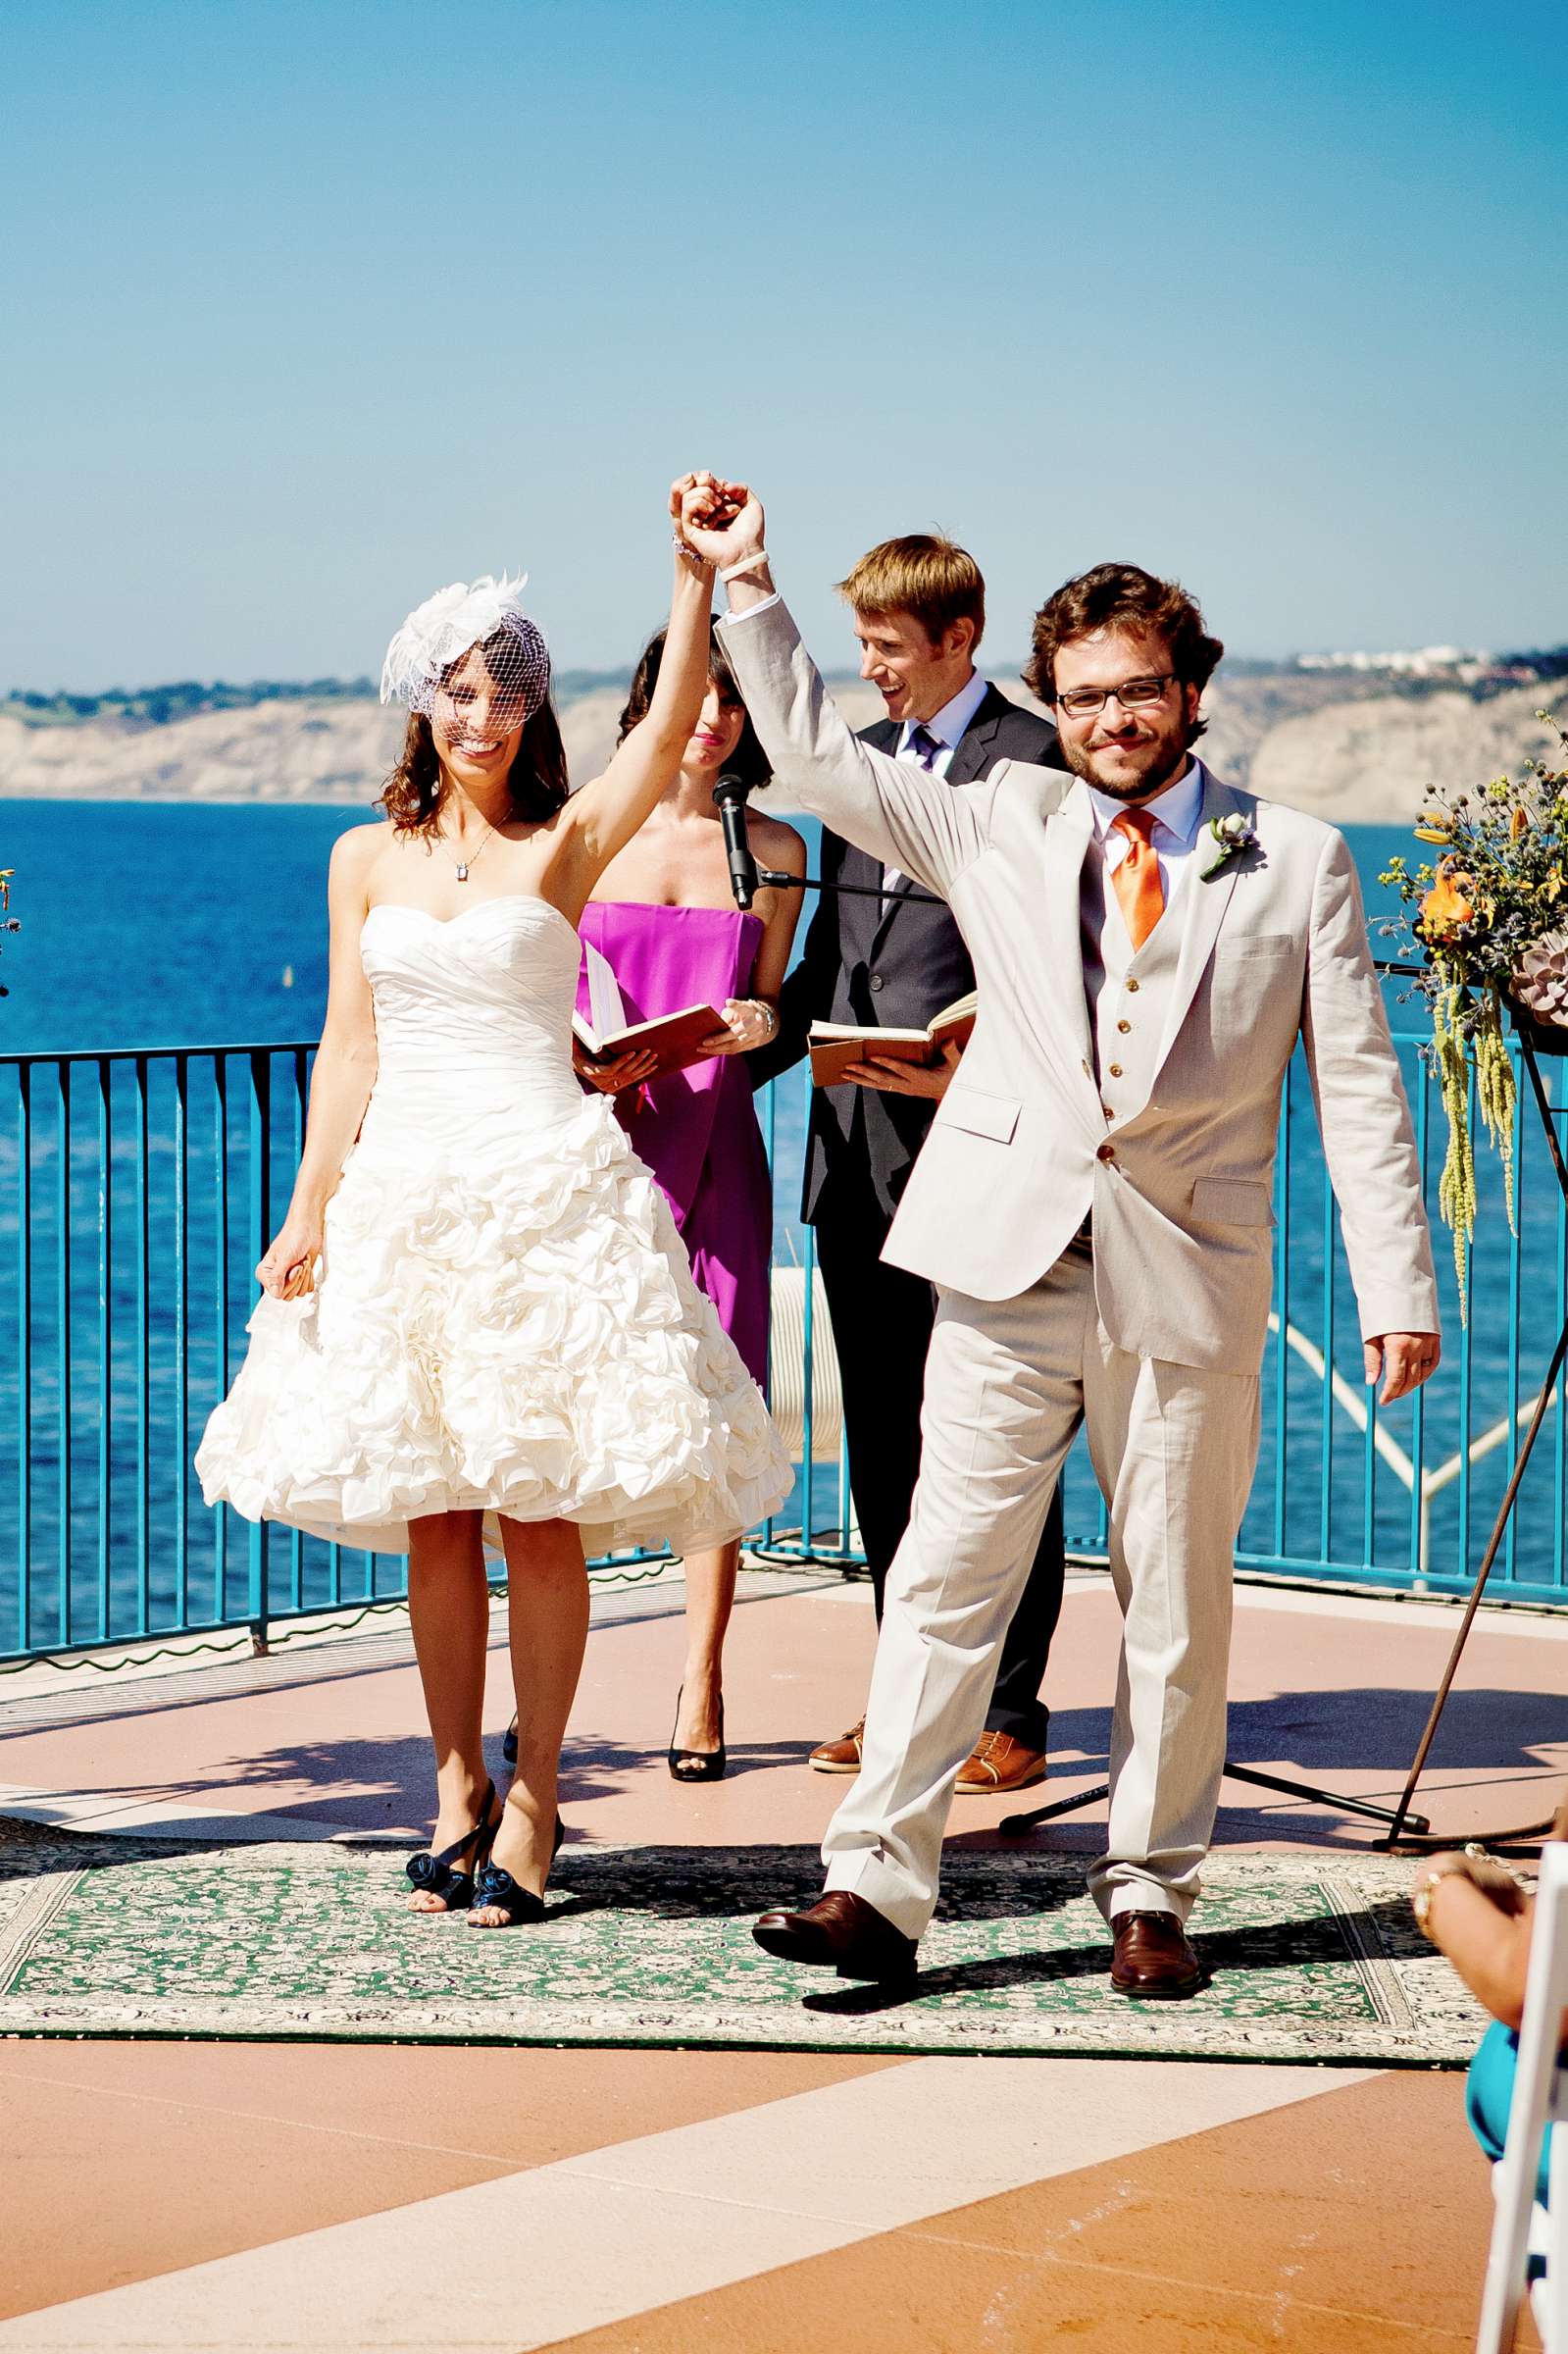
[709,771,940,909]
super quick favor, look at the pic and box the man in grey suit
[678,474,1442,1998]
[750,534,1069,1795]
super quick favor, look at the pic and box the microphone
[712,771,760,911]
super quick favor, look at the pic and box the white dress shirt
[884,670,989,893]
[895,670,989,778]
[1080,759,1208,1036]
[1087,757,1208,907]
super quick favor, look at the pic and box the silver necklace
[446,816,497,884]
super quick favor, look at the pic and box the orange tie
[1110,807,1165,950]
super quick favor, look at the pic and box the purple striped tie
[908,723,942,768]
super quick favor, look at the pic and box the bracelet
[720,547,770,584]
[745,998,780,1041]
[672,535,713,574]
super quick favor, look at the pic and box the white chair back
[1477,1842,1568,2351]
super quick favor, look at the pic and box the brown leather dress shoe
[808,1715,865,1774]
[1109,1910,1209,2000]
[753,1889,918,1982]
[955,1728,1048,1794]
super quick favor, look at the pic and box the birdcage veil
[379,573,551,738]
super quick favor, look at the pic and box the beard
[1060,720,1194,803]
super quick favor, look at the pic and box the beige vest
[1084,852,1189,1129]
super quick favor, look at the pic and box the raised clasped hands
[673,473,765,572]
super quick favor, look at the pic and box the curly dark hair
[618,621,772,792]
[377,628,570,835]
[1025,563,1224,742]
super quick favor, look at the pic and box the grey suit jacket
[719,598,1439,1377]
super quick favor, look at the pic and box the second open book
[808,990,978,1089]
[571,940,723,1079]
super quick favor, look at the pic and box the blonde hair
[835,534,985,650]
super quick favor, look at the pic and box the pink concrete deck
[4,1565,1566,1852]
[2,1561,1561,2349]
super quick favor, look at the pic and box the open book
[808,990,978,1089]
[571,940,723,1080]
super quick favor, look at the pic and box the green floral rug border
[0,1817,1484,2066]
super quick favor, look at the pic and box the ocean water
[0,797,1562,1653]
[0,797,1427,1056]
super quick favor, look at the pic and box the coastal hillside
[0,669,1560,821]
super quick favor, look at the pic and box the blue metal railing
[0,1032,1562,1665]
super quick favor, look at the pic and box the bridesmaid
[582,625,805,1777]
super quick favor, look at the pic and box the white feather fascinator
[379,572,551,726]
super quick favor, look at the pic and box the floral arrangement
[1201,811,1260,879]
[1381,719,1568,1288]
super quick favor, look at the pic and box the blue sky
[4,0,1564,690]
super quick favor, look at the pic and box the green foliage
[2,679,379,728]
[1379,726,1568,1308]
[1,668,633,731]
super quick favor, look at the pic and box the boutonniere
[1201,811,1260,880]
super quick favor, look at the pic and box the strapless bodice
[360,895,585,1128]
[199,890,792,1562]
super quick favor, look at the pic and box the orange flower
[1419,861,1477,943]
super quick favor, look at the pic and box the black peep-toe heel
[502,1714,518,1766]
[468,1814,566,1929]
[668,1687,728,1782]
[404,1778,499,1914]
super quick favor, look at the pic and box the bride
[197,477,791,1927]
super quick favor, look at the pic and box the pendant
[455,863,468,882]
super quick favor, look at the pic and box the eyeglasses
[1053,674,1175,718]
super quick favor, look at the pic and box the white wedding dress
[196,895,793,1556]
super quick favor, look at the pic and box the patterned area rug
[0,1816,1486,2063]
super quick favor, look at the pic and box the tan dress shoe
[753,1890,918,1982]
[1109,1911,1209,2000]
[808,1715,865,1773]
[954,1728,1048,1794]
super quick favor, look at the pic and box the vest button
[1108,1062,1123,1078]
[1126,978,1140,994]
[1096,1142,1116,1162]
[869,975,885,992]
[1117,1019,1132,1035]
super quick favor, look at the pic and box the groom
[680,477,1442,1997]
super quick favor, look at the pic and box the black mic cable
[711,771,761,911]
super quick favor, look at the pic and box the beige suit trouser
[822,1237,1261,1939]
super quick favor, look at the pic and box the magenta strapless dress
[577,902,772,1388]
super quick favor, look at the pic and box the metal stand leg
[1001,1763,1430,1840]
[1382,1033,1568,1852]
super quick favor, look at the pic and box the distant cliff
[0,669,1560,823]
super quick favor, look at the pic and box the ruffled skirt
[195,1089,792,1557]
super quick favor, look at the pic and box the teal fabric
[1468,2020,1553,2204]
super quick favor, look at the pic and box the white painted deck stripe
[0,1787,398,1844]
[0,2055,1372,2351]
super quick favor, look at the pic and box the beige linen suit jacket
[721,599,1439,1377]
